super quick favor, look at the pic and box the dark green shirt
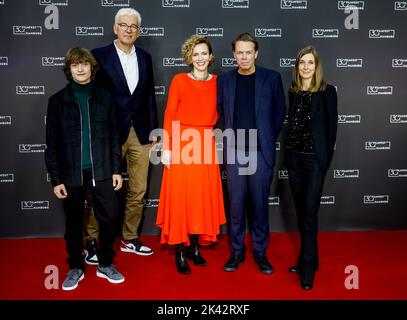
[71,81,92,170]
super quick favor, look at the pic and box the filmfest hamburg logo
[222,0,250,8]
[278,170,289,179]
[16,86,45,95]
[139,27,165,37]
[395,1,407,10]
[196,28,224,37]
[369,29,395,38]
[336,58,363,67]
[337,1,364,9]
[255,28,282,38]
[162,0,190,7]
[268,197,280,206]
[280,0,307,9]
[101,0,130,7]
[163,58,186,67]
[19,144,47,153]
[0,174,14,183]
[363,195,389,204]
[280,58,295,67]
[75,26,104,36]
[42,57,64,66]
[312,29,339,38]
[39,0,68,5]
[365,141,391,150]
[390,114,407,123]
[338,115,361,123]
[0,57,8,65]
[392,59,407,67]
[13,26,42,35]
[367,86,393,95]
[0,116,12,125]
[320,196,335,205]
[143,199,159,208]
[334,169,359,178]
[155,86,165,95]
[388,169,407,177]
[222,58,237,67]
[21,201,50,210]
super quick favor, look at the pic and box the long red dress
[156,73,226,245]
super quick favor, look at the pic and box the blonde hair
[291,46,326,93]
[181,35,214,67]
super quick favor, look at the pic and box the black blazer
[286,84,338,172]
[91,44,158,145]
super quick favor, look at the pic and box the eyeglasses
[117,23,139,32]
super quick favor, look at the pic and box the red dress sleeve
[163,75,181,151]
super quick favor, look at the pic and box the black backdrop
[0,0,406,238]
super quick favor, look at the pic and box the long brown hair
[291,46,326,93]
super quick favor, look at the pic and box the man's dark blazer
[217,66,286,168]
[91,44,158,145]
[286,84,338,172]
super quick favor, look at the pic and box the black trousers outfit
[63,170,118,269]
[287,150,326,272]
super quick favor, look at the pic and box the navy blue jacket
[91,44,158,145]
[217,66,286,168]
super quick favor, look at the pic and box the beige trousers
[85,127,151,241]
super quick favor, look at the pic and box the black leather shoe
[300,268,315,290]
[288,265,300,273]
[187,249,207,266]
[224,252,245,272]
[175,245,190,274]
[301,282,313,290]
[254,255,273,275]
[187,236,207,266]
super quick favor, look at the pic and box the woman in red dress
[156,35,226,274]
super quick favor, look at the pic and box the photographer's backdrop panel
[0,0,406,238]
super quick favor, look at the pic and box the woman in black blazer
[285,46,338,290]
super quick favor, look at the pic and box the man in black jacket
[45,47,124,291]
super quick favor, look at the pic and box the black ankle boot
[187,235,207,266]
[175,244,190,274]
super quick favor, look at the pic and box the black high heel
[175,244,190,274]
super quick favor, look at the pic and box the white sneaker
[120,239,153,256]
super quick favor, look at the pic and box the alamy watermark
[149,123,260,175]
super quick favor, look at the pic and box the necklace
[189,71,209,81]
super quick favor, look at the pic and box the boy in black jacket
[45,47,124,290]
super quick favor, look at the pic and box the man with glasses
[88,8,158,262]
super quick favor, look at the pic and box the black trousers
[287,150,326,272]
[63,170,118,269]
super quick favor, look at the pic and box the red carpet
[1,230,406,300]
